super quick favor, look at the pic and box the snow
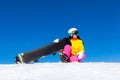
[0,62,120,80]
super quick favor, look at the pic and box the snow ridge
[0,62,120,80]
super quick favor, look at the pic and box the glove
[77,51,84,59]
[53,38,59,43]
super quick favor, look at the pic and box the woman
[60,28,86,62]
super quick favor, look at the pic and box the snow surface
[0,62,120,80]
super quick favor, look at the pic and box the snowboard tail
[15,38,71,64]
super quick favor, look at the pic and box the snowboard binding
[15,53,24,64]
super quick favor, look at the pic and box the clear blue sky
[0,0,120,64]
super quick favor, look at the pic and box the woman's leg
[69,55,79,62]
[62,45,71,57]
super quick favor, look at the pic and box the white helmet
[68,28,78,37]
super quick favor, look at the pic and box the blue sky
[0,0,120,64]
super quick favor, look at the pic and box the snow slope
[0,62,120,80]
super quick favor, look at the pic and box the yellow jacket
[70,39,84,55]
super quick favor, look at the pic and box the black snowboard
[15,38,71,64]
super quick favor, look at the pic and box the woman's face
[72,35,78,39]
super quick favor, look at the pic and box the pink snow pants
[63,45,86,62]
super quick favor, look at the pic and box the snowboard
[15,38,71,64]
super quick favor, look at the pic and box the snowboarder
[59,28,86,62]
[15,27,85,64]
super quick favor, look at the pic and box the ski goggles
[69,30,78,36]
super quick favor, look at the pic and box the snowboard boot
[59,52,69,63]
